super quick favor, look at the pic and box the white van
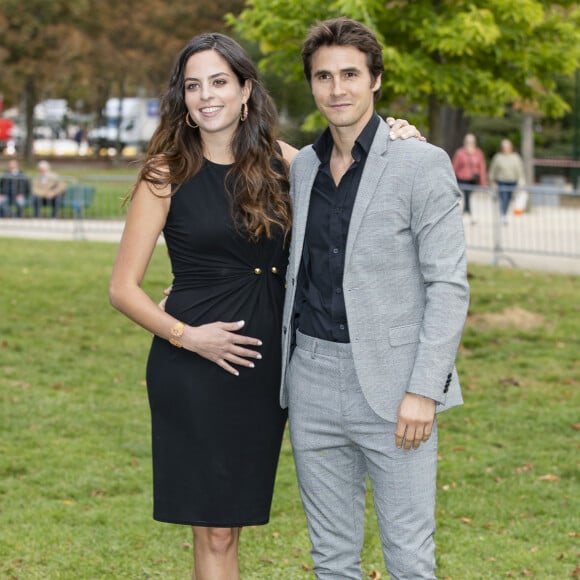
[89,97,159,152]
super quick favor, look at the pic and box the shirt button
[339,324,345,330]
[332,248,339,254]
[335,287,342,294]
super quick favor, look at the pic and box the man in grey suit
[280,18,469,579]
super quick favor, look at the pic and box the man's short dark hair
[301,17,384,102]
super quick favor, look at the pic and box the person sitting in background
[488,138,526,225]
[0,159,31,218]
[32,160,65,218]
[452,133,487,224]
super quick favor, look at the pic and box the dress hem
[153,515,270,528]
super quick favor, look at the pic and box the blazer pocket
[388,322,421,347]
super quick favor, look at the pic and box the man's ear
[371,73,382,93]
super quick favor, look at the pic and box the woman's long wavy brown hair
[134,33,291,241]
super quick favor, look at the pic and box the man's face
[310,45,380,133]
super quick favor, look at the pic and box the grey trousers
[287,331,438,580]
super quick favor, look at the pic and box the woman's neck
[200,129,236,165]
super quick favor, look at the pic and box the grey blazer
[280,120,470,423]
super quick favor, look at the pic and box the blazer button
[271,266,278,274]
[254,268,262,275]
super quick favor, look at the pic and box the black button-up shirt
[295,113,380,343]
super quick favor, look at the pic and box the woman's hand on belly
[184,320,263,376]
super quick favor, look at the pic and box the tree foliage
[230,0,580,144]
[0,0,243,161]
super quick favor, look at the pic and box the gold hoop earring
[185,112,198,129]
[240,102,248,122]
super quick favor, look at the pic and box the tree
[0,0,92,162]
[230,0,580,148]
[0,0,244,161]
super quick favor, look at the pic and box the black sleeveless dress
[146,159,288,527]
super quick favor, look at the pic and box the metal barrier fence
[1,177,579,264]
[459,184,579,264]
[0,174,134,240]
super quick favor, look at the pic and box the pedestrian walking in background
[488,138,526,225]
[452,133,487,224]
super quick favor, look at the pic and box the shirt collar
[313,112,380,164]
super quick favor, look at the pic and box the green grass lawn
[0,239,578,579]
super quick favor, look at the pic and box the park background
[1,1,579,578]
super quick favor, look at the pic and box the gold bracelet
[169,321,185,348]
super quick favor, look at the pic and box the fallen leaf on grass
[181,542,192,550]
[62,500,76,505]
[90,488,106,497]
[571,423,580,431]
[301,562,312,571]
[515,463,534,474]
[368,571,382,579]
[568,532,580,537]
[459,517,472,524]
[499,377,520,387]
[451,446,466,452]
[260,557,274,565]
[571,565,580,578]
[272,532,280,539]
[538,474,560,482]
[521,569,534,577]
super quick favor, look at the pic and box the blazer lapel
[344,121,391,270]
[291,158,319,278]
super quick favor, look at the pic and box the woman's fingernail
[256,354,262,360]
[249,363,255,368]
[257,340,263,346]
[389,131,395,139]
[238,320,245,327]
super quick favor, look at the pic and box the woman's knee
[194,527,238,555]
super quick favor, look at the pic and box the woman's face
[501,139,513,154]
[183,49,251,140]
